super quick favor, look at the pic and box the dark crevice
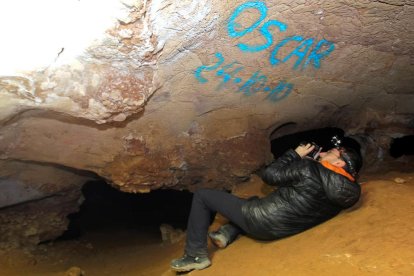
[0,108,145,130]
[390,135,414,158]
[270,127,361,158]
[375,0,406,7]
[1,158,99,179]
[269,122,297,140]
[58,180,193,241]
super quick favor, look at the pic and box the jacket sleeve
[258,149,303,186]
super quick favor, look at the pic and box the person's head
[319,147,363,177]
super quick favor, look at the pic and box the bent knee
[193,188,211,198]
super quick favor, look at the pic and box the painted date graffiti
[195,52,293,102]
[194,1,335,102]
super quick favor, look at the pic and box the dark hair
[340,147,363,178]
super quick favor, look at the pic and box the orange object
[320,160,355,182]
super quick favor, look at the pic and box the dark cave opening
[390,135,414,158]
[58,180,193,241]
[270,127,361,158]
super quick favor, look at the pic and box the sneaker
[170,254,211,272]
[208,231,229,248]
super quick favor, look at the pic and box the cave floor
[0,171,413,276]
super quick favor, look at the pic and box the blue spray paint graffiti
[194,1,335,102]
[195,52,293,102]
[228,2,288,54]
[227,1,335,70]
[194,52,225,83]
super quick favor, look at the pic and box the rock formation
[0,0,413,247]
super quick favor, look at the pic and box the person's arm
[323,178,361,208]
[258,143,315,186]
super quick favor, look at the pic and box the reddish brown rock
[0,0,413,247]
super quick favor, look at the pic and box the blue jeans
[184,188,249,257]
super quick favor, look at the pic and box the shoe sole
[171,261,211,272]
[209,233,227,249]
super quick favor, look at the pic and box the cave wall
[1,0,413,192]
[0,161,91,248]
[0,0,413,246]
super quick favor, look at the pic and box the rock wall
[0,0,413,246]
[1,0,413,191]
[0,161,91,248]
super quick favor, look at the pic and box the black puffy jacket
[242,149,361,240]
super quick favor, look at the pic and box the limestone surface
[0,0,413,246]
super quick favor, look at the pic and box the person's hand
[295,143,315,158]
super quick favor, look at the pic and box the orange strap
[320,160,355,182]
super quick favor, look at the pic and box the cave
[1,0,414,275]
[270,127,361,158]
[58,181,193,243]
[390,135,414,158]
[58,128,363,243]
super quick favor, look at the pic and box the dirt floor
[0,171,413,276]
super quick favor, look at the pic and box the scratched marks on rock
[194,1,335,102]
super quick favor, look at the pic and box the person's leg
[171,188,248,271]
[209,222,242,248]
[184,188,248,257]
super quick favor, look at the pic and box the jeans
[184,188,249,257]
